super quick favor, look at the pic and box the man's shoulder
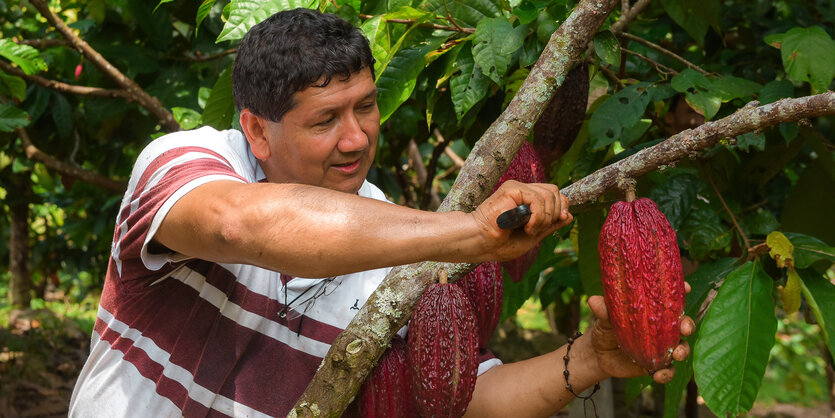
[139,126,246,158]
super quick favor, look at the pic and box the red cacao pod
[350,335,416,418]
[598,197,685,372]
[457,261,503,348]
[408,282,479,418]
[493,141,547,282]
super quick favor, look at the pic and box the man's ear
[240,109,271,160]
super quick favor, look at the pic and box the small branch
[16,38,69,49]
[0,61,130,100]
[619,32,713,76]
[443,143,466,168]
[609,0,652,34]
[703,167,751,252]
[16,128,127,193]
[419,131,449,210]
[358,13,474,33]
[622,48,679,76]
[597,63,626,90]
[28,0,179,132]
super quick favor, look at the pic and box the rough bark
[26,0,180,132]
[8,174,32,308]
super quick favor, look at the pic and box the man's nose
[338,114,368,153]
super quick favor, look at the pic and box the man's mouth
[332,160,361,172]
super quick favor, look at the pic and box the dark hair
[232,8,375,122]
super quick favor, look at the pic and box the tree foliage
[1,0,835,416]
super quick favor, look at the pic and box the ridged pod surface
[493,141,547,282]
[457,261,503,348]
[598,198,685,372]
[408,283,479,418]
[348,335,416,418]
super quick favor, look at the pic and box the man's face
[262,69,379,194]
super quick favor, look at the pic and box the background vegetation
[1,0,834,416]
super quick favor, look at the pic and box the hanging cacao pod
[457,261,503,348]
[598,197,685,372]
[533,62,589,169]
[493,141,547,282]
[408,278,479,418]
[348,335,416,418]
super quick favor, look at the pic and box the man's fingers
[652,366,675,384]
[681,315,695,337]
[673,341,690,362]
[684,281,692,294]
[587,295,610,323]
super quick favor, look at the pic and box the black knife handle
[497,204,531,230]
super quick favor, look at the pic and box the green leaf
[734,132,766,152]
[593,30,621,68]
[684,258,739,315]
[649,173,701,230]
[766,231,794,268]
[663,322,699,418]
[0,39,47,75]
[217,0,317,43]
[450,45,491,120]
[682,202,732,259]
[710,76,760,102]
[671,69,712,93]
[538,264,581,309]
[685,89,721,120]
[576,209,604,296]
[202,67,236,130]
[588,82,653,150]
[784,232,835,269]
[473,17,519,84]
[361,16,389,76]
[693,260,777,416]
[0,104,29,132]
[741,208,780,236]
[195,0,217,35]
[798,269,835,360]
[758,79,794,105]
[661,0,719,45]
[172,107,202,130]
[376,35,446,123]
[419,0,501,28]
[129,0,173,49]
[512,0,539,25]
[780,269,801,314]
[0,71,26,101]
[775,26,835,93]
[51,93,73,139]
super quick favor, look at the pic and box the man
[70,8,692,417]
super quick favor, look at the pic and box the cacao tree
[1,0,834,416]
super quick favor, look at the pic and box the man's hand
[587,285,695,384]
[470,180,573,262]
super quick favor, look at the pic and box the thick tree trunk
[8,173,32,308]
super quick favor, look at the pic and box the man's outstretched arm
[154,179,572,278]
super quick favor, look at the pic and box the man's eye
[358,102,375,111]
[316,116,335,126]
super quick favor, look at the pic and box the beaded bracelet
[563,331,600,418]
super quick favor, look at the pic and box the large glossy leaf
[450,44,491,121]
[683,257,738,315]
[661,0,720,45]
[784,232,835,269]
[419,0,501,28]
[694,260,777,416]
[0,104,30,132]
[217,0,317,43]
[798,268,835,360]
[576,209,604,296]
[594,30,621,68]
[376,35,446,123]
[202,67,236,130]
[588,82,653,150]
[361,16,390,76]
[765,26,835,93]
[472,17,524,84]
[710,76,761,102]
[195,0,217,34]
[0,71,26,101]
[648,173,701,230]
[0,39,47,75]
[758,79,794,105]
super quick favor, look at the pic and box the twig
[619,32,713,76]
[358,13,474,33]
[419,130,448,210]
[609,0,652,34]
[27,0,179,132]
[703,168,751,253]
[16,128,127,193]
[597,63,626,90]
[0,61,130,100]
[444,143,466,168]
[622,48,679,76]
[16,38,69,49]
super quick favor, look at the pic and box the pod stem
[438,269,449,285]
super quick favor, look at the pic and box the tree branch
[619,32,713,76]
[290,0,619,415]
[358,13,475,33]
[16,128,127,193]
[16,38,69,49]
[622,47,679,75]
[0,61,130,100]
[27,0,180,132]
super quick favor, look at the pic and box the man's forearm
[156,180,489,277]
[464,334,607,418]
